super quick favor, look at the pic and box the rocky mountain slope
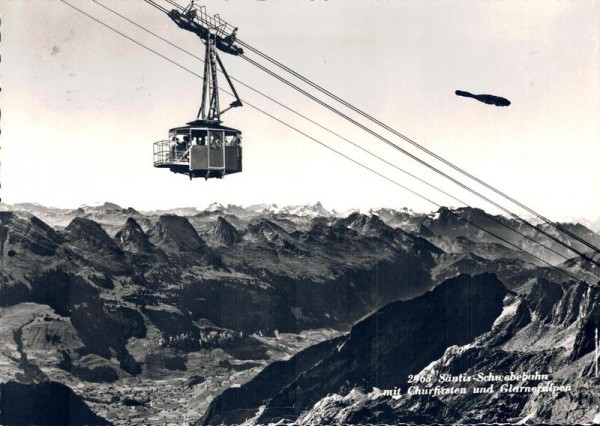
[201,273,507,425]
[0,381,110,425]
[255,278,600,425]
[0,202,598,424]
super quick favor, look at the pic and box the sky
[1,0,599,220]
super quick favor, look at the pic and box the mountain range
[0,202,598,424]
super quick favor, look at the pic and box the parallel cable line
[238,53,600,269]
[93,0,595,273]
[58,0,589,282]
[235,37,600,257]
[146,0,600,261]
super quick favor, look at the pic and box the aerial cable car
[150,0,243,179]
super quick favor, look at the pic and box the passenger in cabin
[226,135,240,148]
[175,136,185,149]
[170,138,177,161]
[209,134,222,150]
[178,136,190,160]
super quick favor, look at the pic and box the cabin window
[224,133,241,147]
[191,129,208,146]
[209,131,223,150]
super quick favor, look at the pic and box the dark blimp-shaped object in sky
[455,90,511,107]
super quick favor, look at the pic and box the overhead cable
[93,0,595,272]
[235,37,600,257]
[57,0,590,283]
[238,53,600,269]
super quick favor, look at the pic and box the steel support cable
[235,38,600,256]
[94,0,462,203]
[238,53,600,269]
[93,0,593,272]
[146,0,600,258]
[58,0,587,282]
[92,3,470,203]
[163,0,183,11]
[144,0,600,264]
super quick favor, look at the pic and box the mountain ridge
[1,202,598,424]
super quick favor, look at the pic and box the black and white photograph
[1,0,599,424]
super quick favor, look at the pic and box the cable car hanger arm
[215,52,243,115]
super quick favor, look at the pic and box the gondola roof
[168,119,241,132]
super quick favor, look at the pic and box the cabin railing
[153,140,190,166]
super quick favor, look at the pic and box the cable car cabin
[153,120,242,179]
[151,13,244,180]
